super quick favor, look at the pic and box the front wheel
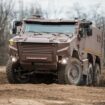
[6,58,30,84]
[58,58,83,85]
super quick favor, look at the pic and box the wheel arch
[95,56,101,69]
[87,53,93,65]
[72,50,79,59]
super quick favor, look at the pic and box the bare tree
[0,0,14,65]
[16,0,43,20]
[72,2,88,19]
[0,0,13,43]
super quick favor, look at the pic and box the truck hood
[11,33,76,43]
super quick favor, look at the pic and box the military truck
[6,16,104,86]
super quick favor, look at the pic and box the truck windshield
[24,23,76,33]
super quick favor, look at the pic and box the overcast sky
[14,0,105,19]
[20,0,104,7]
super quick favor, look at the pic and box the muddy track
[0,66,105,105]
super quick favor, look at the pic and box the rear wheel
[58,58,83,85]
[6,58,30,84]
[86,63,93,85]
[93,64,101,86]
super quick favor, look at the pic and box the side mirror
[12,26,17,34]
[12,21,22,34]
[79,29,83,38]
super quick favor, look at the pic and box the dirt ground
[0,67,105,105]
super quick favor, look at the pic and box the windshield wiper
[27,31,42,35]
[33,32,42,35]
[27,31,36,33]
[57,32,74,38]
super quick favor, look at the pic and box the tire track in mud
[0,66,105,105]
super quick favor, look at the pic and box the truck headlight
[9,39,16,46]
[11,56,17,62]
[62,58,67,64]
[59,58,68,65]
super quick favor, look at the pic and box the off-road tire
[6,58,30,84]
[58,64,66,84]
[6,58,17,83]
[58,58,83,85]
[86,63,93,86]
[93,64,101,86]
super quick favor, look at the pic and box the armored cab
[6,17,103,86]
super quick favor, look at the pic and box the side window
[79,27,87,38]
[87,25,92,36]
[79,24,92,38]
[82,27,87,37]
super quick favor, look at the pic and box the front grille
[19,43,56,62]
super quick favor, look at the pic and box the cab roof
[23,17,78,24]
[23,16,92,25]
